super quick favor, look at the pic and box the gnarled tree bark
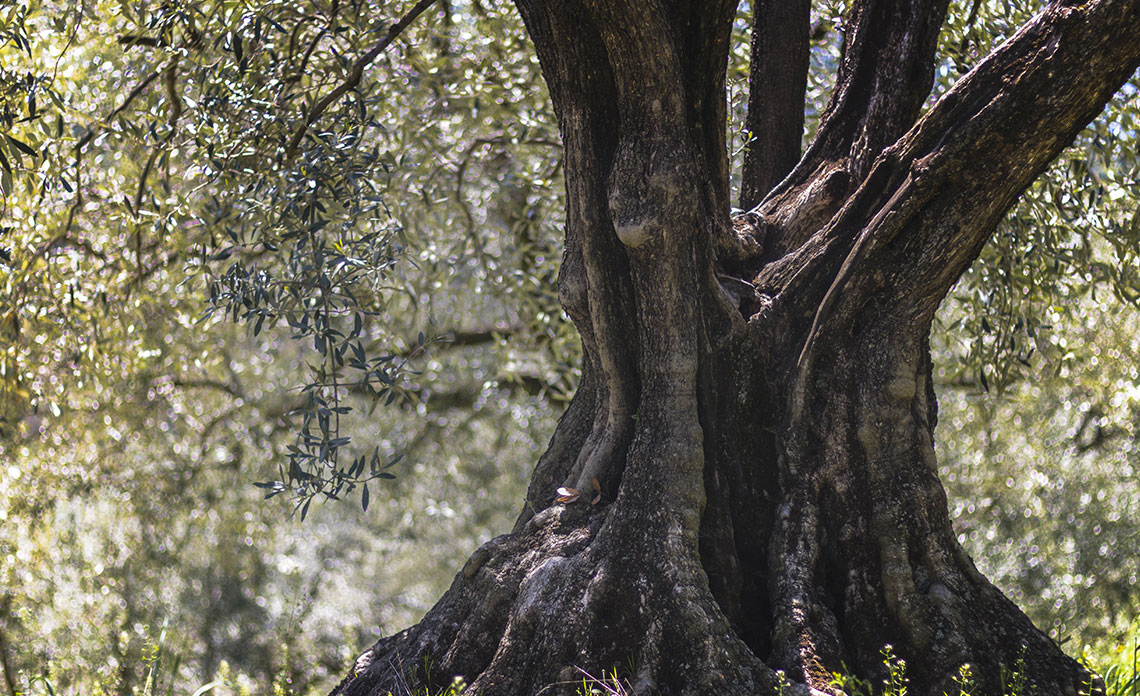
[330,1,1140,694]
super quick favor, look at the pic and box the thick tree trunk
[330,1,1140,694]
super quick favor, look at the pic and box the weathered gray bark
[330,1,1140,694]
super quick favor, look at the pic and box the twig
[62,68,162,240]
[167,377,243,398]
[284,0,441,157]
[90,69,163,141]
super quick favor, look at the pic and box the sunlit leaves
[928,2,1140,647]
[930,1,1140,392]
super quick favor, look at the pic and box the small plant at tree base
[882,645,909,696]
[1001,647,1029,696]
[951,663,977,696]
[829,666,873,696]
[572,666,630,696]
[434,675,468,695]
[827,647,908,696]
[776,669,791,696]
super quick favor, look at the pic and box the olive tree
[5,0,1140,694]
[329,1,1140,695]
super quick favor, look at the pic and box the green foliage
[936,296,1140,644]
[175,0,568,506]
[0,0,566,511]
[1082,622,1140,696]
[936,0,1140,392]
[928,0,1140,651]
[1096,649,1140,696]
[0,1,564,690]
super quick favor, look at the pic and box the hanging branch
[284,0,441,158]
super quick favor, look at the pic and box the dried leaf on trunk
[555,486,580,503]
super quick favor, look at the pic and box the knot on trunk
[606,136,688,249]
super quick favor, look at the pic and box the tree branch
[60,68,163,241]
[167,377,243,399]
[406,373,570,411]
[739,0,810,210]
[90,69,163,140]
[284,0,441,158]
[787,0,1140,365]
[117,34,168,48]
[754,0,949,257]
[814,0,949,177]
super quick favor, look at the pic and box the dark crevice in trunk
[699,329,786,658]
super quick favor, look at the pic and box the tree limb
[284,0,441,158]
[881,0,1140,304]
[815,0,949,177]
[755,0,949,257]
[788,0,1140,366]
[739,0,810,210]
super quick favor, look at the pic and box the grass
[1089,626,1140,696]
[565,631,1140,696]
[12,627,1138,696]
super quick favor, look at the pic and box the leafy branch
[284,0,441,158]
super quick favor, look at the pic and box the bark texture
[330,1,1140,694]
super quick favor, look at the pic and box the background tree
[0,1,562,692]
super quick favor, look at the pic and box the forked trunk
[331,1,1140,694]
